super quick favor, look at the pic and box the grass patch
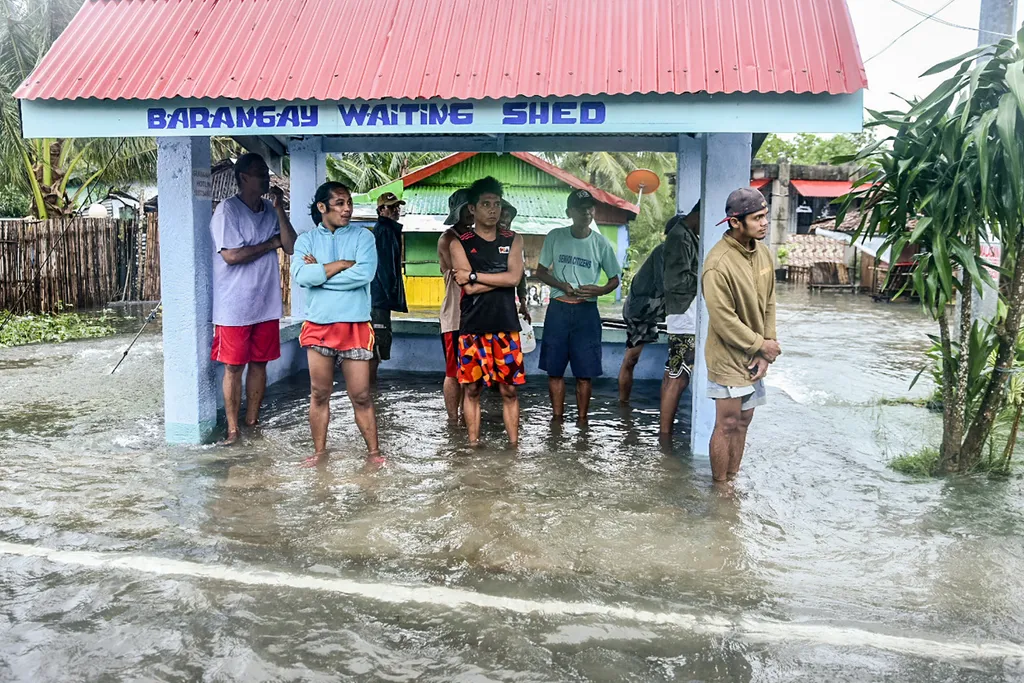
[0,310,117,347]
[877,397,930,408]
[889,447,941,476]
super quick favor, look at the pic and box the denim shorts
[539,299,603,378]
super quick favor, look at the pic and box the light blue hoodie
[290,224,378,324]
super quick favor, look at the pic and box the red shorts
[441,331,460,378]
[458,331,526,386]
[211,320,281,366]
[299,320,375,354]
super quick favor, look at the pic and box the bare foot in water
[364,450,386,472]
[301,451,328,468]
[219,430,240,446]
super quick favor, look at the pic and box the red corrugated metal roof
[750,178,772,190]
[15,0,866,102]
[791,179,853,197]
[401,152,640,215]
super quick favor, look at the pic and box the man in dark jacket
[369,192,408,382]
[660,202,700,437]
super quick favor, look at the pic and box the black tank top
[457,228,519,334]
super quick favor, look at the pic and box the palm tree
[326,152,447,193]
[0,0,170,217]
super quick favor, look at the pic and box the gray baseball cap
[444,188,470,225]
[717,187,768,225]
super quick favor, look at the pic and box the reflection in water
[0,287,1022,681]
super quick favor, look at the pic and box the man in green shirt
[536,189,621,422]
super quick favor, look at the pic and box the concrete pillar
[769,157,791,267]
[676,135,702,214]
[156,137,215,444]
[691,133,753,456]
[288,137,327,320]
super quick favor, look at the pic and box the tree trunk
[937,307,962,471]
[961,231,1024,465]
[1001,402,1022,473]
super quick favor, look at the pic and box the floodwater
[2,286,1024,682]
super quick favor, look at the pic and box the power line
[866,0,960,63]
[888,0,1014,36]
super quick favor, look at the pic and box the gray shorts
[309,345,374,363]
[707,380,767,412]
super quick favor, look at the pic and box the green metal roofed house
[354,152,637,309]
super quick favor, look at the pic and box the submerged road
[2,287,1023,682]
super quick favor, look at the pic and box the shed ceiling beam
[317,134,680,154]
[232,135,286,172]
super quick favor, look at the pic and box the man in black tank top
[448,176,526,446]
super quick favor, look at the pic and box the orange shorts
[210,320,281,366]
[457,331,526,386]
[299,321,375,355]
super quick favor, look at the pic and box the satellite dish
[87,203,107,218]
[625,169,661,211]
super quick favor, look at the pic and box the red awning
[750,178,772,190]
[16,0,867,102]
[790,180,854,198]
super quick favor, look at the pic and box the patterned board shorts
[624,297,665,349]
[665,333,696,379]
[458,331,527,386]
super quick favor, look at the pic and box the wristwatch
[469,271,478,283]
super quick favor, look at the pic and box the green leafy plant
[0,310,117,347]
[776,245,791,266]
[840,29,1024,474]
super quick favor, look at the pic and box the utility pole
[972,0,1019,324]
[978,0,1018,47]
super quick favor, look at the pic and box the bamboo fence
[0,216,160,314]
[0,214,300,316]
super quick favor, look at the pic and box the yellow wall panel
[404,275,445,308]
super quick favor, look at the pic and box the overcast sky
[848,0,1024,113]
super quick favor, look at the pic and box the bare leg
[369,357,379,386]
[341,358,379,455]
[244,361,267,426]
[659,371,691,436]
[727,409,755,479]
[221,364,244,444]
[548,376,566,419]
[498,383,520,445]
[709,397,743,483]
[575,378,592,423]
[306,351,336,465]
[618,345,644,404]
[443,376,462,423]
[463,381,483,444]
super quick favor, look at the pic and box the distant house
[812,210,921,295]
[355,152,637,309]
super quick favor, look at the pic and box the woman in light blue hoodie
[290,182,381,466]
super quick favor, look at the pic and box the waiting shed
[15,0,867,454]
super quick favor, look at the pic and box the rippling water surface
[2,287,1024,682]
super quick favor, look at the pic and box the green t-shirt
[539,226,622,301]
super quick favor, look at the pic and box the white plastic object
[519,316,537,353]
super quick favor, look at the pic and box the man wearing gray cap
[703,187,780,486]
[437,188,473,421]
